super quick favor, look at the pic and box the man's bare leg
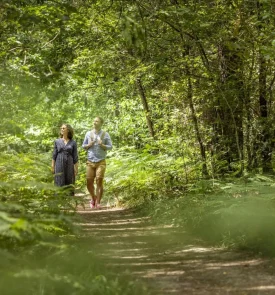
[96,178,104,206]
[87,177,96,207]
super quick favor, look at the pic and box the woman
[52,124,78,194]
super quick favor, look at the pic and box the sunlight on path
[77,203,275,295]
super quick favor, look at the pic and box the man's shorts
[86,159,106,179]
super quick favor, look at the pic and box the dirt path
[77,204,275,295]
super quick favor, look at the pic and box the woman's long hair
[59,124,74,139]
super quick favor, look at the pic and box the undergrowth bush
[142,175,275,256]
[0,151,150,295]
[0,239,149,295]
[0,152,78,250]
[105,147,199,207]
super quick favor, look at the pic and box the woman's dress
[52,138,78,187]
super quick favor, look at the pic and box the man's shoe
[90,200,96,209]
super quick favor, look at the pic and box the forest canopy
[1,0,275,178]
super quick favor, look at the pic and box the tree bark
[136,77,155,138]
[186,75,208,177]
[259,54,272,173]
[215,41,244,175]
[257,0,273,173]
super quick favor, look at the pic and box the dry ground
[76,203,275,295]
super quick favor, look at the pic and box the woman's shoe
[89,200,96,209]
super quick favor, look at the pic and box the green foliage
[2,0,275,175]
[105,145,201,207]
[0,150,149,295]
[0,241,149,295]
[143,175,275,256]
[1,0,275,282]
[0,152,77,250]
[0,147,149,295]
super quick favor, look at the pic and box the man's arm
[82,132,94,150]
[99,133,112,151]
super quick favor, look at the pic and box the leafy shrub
[0,237,149,295]
[143,175,275,256]
[0,151,149,295]
[105,147,199,207]
[0,152,78,250]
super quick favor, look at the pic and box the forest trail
[77,204,275,295]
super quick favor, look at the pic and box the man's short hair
[96,117,104,124]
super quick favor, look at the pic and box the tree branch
[41,31,60,49]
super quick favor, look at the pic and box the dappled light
[1,0,275,294]
[77,204,275,294]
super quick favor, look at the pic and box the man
[82,117,112,209]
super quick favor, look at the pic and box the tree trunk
[215,41,244,175]
[259,54,272,173]
[136,77,155,138]
[187,76,208,177]
[257,1,273,173]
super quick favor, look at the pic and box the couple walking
[52,117,112,209]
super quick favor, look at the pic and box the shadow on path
[77,205,275,295]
